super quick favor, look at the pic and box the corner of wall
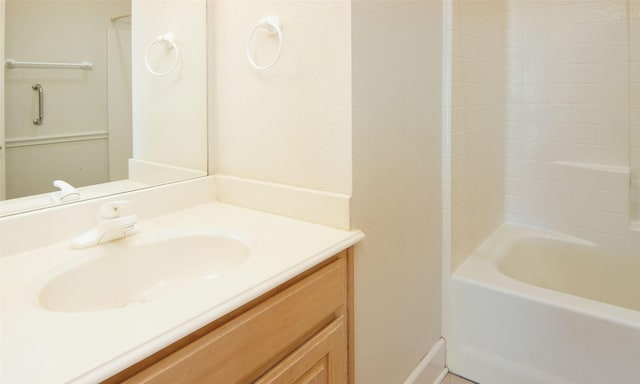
[0,0,5,201]
[403,339,448,384]
[352,1,443,383]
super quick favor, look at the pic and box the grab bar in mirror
[32,83,43,126]
[5,59,93,70]
[110,14,131,22]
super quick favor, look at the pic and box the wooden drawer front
[255,316,347,384]
[125,257,347,383]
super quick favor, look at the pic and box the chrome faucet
[71,201,138,249]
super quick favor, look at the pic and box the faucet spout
[51,180,80,203]
[71,201,139,249]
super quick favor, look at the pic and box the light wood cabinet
[255,316,347,384]
[105,249,352,384]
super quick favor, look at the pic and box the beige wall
[132,0,207,173]
[352,1,443,383]
[446,0,508,272]
[210,1,444,382]
[3,0,128,197]
[4,0,127,139]
[631,0,640,220]
[0,0,5,200]
[210,0,352,194]
[2,0,205,203]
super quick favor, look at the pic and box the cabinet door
[255,316,347,384]
[123,257,347,383]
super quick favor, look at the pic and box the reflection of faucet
[71,201,138,249]
[50,180,80,203]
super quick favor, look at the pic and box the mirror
[1,0,208,216]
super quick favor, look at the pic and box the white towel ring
[145,33,179,76]
[246,16,283,70]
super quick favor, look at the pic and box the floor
[443,373,477,384]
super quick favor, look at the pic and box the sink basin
[37,230,250,312]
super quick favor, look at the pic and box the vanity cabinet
[254,316,346,384]
[105,249,353,384]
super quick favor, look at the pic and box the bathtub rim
[453,223,640,330]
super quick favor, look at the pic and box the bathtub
[447,224,640,384]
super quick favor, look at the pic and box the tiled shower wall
[446,0,508,271]
[445,0,640,273]
[505,0,640,243]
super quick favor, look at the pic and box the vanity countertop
[0,202,364,384]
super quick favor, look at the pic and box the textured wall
[210,0,352,194]
[631,0,640,220]
[211,1,444,382]
[352,1,443,382]
[132,0,207,172]
[1,1,5,200]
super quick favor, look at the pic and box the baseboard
[403,338,447,384]
[435,368,450,384]
[215,175,350,230]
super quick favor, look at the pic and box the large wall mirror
[1,0,208,217]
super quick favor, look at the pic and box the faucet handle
[99,200,130,219]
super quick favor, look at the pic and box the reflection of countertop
[0,202,364,384]
[0,179,149,217]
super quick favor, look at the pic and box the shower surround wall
[506,0,640,246]
[445,0,640,274]
[445,0,508,273]
[441,0,509,360]
[445,1,640,381]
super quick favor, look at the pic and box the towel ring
[246,16,283,70]
[145,33,179,76]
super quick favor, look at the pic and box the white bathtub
[447,224,640,384]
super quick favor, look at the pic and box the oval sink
[37,231,250,312]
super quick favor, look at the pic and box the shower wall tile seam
[448,0,507,271]
[504,0,639,240]
[443,0,454,286]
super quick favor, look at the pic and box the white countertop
[0,202,363,383]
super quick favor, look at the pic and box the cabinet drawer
[124,256,347,383]
[255,316,347,384]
